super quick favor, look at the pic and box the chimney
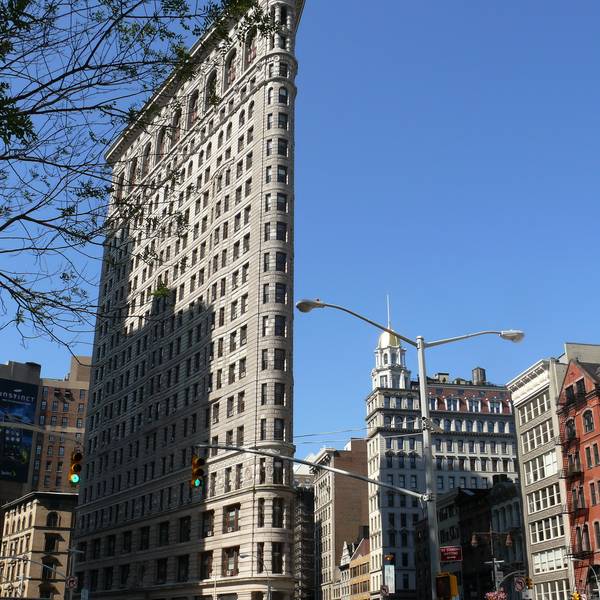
[472,367,486,386]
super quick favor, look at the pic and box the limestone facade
[72,2,304,599]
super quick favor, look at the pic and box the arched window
[583,524,591,550]
[198,150,204,166]
[444,419,451,432]
[268,88,273,104]
[188,90,199,128]
[206,143,212,159]
[115,172,125,200]
[245,28,257,67]
[218,131,223,148]
[225,50,237,89]
[46,512,58,528]
[280,5,288,24]
[205,71,218,110]
[239,110,246,127]
[248,101,254,118]
[156,127,166,165]
[171,108,182,146]
[129,157,138,186]
[584,410,594,433]
[278,86,288,104]
[487,421,495,433]
[476,420,484,433]
[455,419,462,432]
[226,123,232,141]
[390,352,397,364]
[141,142,152,178]
[383,353,388,365]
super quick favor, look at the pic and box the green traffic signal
[193,478,201,487]
[70,473,80,484]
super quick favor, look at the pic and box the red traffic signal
[191,454,206,489]
[69,451,83,485]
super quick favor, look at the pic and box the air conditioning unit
[205,530,213,537]
[227,526,234,533]
[226,570,235,576]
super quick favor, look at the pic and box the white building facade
[366,332,519,599]
[73,3,304,599]
[507,344,600,600]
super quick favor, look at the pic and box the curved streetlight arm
[0,555,68,580]
[296,300,417,347]
[426,331,512,349]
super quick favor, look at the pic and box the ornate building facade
[366,331,518,599]
[73,2,304,598]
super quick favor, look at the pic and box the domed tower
[371,329,411,390]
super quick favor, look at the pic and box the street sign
[81,588,89,600]
[514,576,526,592]
[440,545,463,562]
[380,585,389,597]
[66,575,78,589]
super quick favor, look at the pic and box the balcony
[560,431,579,446]
[567,545,593,559]
[560,468,583,479]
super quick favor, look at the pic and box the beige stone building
[0,491,78,599]
[366,332,518,599]
[72,2,304,599]
[313,439,369,600]
[349,538,370,600]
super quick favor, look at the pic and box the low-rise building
[0,491,78,599]
[349,537,370,600]
[313,439,368,600]
[508,343,600,600]
[557,357,600,597]
[294,464,315,600]
[415,479,524,600]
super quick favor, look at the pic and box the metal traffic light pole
[193,443,430,501]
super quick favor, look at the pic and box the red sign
[440,546,463,562]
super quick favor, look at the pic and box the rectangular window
[200,551,213,579]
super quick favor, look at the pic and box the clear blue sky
[4,1,600,456]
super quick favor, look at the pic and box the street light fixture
[240,553,271,600]
[295,298,524,595]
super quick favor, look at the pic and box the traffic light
[190,454,206,489]
[68,450,83,485]
[436,572,458,600]
[526,577,533,589]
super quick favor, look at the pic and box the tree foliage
[0,0,274,346]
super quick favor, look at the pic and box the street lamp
[470,526,514,591]
[240,553,271,600]
[296,298,524,595]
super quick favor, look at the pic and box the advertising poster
[0,378,39,482]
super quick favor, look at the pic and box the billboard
[0,378,39,482]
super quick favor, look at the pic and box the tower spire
[386,294,391,329]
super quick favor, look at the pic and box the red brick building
[558,360,600,596]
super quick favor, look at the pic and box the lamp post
[296,298,524,595]
[470,526,514,592]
